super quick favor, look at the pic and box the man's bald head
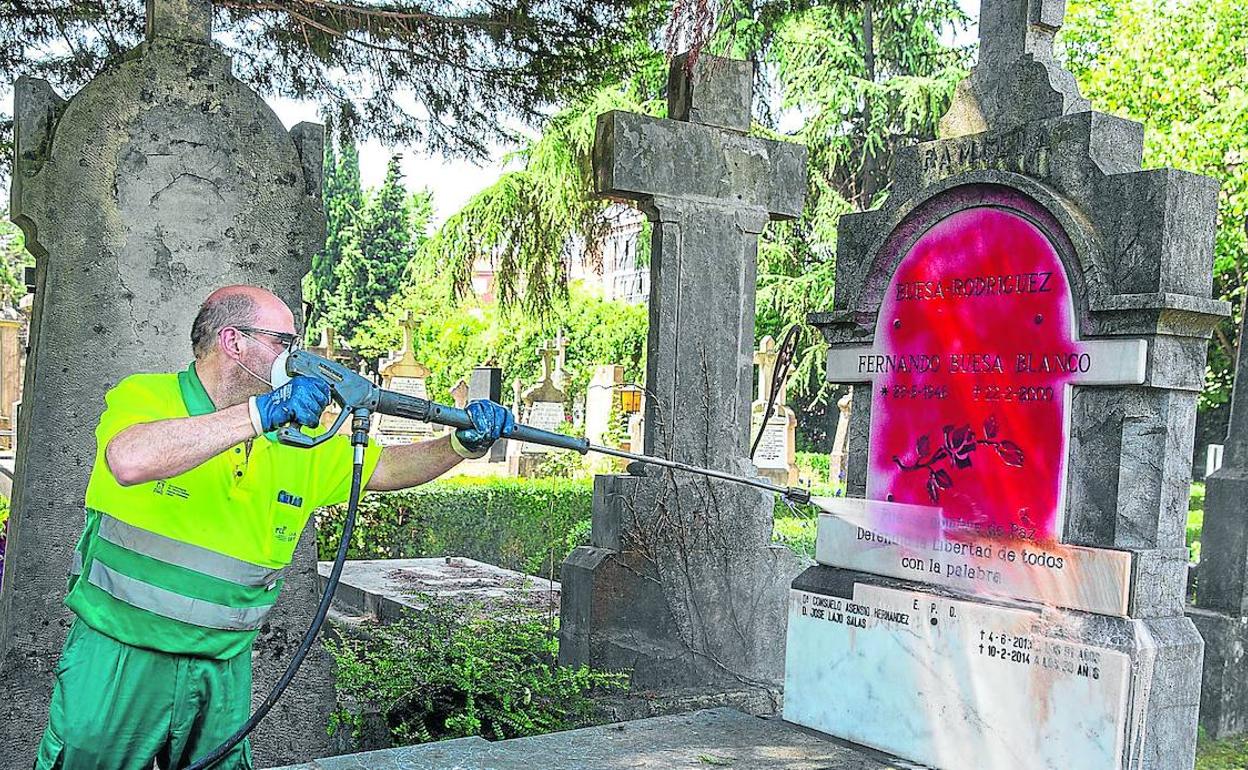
[191,285,295,359]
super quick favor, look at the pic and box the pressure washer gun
[279,349,812,504]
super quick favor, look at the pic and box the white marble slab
[784,583,1135,770]
[814,504,1132,617]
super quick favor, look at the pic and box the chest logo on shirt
[277,490,304,508]
[152,481,190,500]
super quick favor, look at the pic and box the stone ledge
[268,708,913,770]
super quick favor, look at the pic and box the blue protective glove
[254,376,332,432]
[454,399,516,455]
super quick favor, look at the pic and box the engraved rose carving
[892,415,1026,503]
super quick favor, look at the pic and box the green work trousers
[35,620,253,770]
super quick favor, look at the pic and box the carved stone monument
[510,342,568,476]
[2,0,334,764]
[786,1,1226,767]
[377,312,433,444]
[559,54,808,690]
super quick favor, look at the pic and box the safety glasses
[236,327,302,353]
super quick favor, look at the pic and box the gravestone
[1189,305,1248,738]
[559,54,808,690]
[450,378,470,410]
[1,1,335,765]
[377,312,433,444]
[585,364,625,447]
[469,366,507,461]
[788,1,1227,768]
[511,342,567,476]
[0,311,23,451]
[751,335,798,487]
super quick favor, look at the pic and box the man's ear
[218,327,245,360]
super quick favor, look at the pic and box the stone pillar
[2,1,333,764]
[828,392,852,488]
[559,55,809,690]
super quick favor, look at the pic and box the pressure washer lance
[186,350,810,769]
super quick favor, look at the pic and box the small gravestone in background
[788,0,1226,767]
[1189,299,1248,738]
[468,366,507,461]
[509,342,567,476]
[751,335,798,487]
[585,364,625,447]
[1,0,334,764]
[450,378,470,410]
[560,53,808,692]
[377,312,433,444]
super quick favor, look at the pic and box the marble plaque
[754,417,789,470]
[815,505,1132,616]
[784,583,1135,770]
[380,376,432,435]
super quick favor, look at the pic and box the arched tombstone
[2,0,333,765]
[786,0,1229,767]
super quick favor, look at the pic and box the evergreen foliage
[0,0,666,179]
[1061,0,1248,409]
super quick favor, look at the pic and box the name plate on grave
[816,505,1132,616]
[784,584,1136,770]
[753,417,789,470]
[521,401,566,453]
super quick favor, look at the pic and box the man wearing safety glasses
[34,284,514,770]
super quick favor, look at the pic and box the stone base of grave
[784,566,1202,770]
[1188,605,1248,739]
[559,472,804,691]
[268,707,909,770]
[317,558,561,624]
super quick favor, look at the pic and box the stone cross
[538,341,557,385]
[979,0,1066,70]
[753,335,787,411]
[593,53,806,470]
[559,54,808,693]
[146,0,212,43]
[554,328,568,387]
[940,0,1087,136]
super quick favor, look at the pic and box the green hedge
[316,477,593,579]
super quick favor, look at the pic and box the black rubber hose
[185,454,365,770]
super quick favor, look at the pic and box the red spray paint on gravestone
[865,205,1080,545]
